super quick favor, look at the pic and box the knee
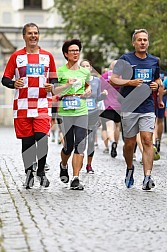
[35,132,47,142]
[62,147,73,156]
[124,140,136,151]
[74,139,86,154]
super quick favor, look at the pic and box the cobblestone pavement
[0,126,167,252]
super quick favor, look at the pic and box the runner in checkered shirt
[1,23,57,189]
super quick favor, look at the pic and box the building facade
[0,0,66,126]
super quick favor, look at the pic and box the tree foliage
[52,0,167,71]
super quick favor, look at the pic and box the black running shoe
[155,139,160,153]
[111,142,117,158]
[70,177,84,190]
[37,171,50,187]
[60,162,69,183]
[25,169,34,189]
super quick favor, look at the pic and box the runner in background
[80,59,108,173]
[100,60,121,157]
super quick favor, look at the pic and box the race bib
[62,96,81,110]
[86,98,96,110]
[26,64,45,77]
[135,69,152,82]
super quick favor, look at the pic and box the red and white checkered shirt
[3,47,56,118]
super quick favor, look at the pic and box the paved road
[0,126,167,252]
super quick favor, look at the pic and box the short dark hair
[132,29,149,42]
[22,23,39,35]
[62,39,82,60]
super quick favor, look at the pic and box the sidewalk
[0,126,167,252]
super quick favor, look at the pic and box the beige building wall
[0,0,66,126]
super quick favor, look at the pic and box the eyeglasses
[68,49,80,53]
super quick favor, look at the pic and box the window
[24,0,42,9]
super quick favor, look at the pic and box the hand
[14,78,24,89]
[129,79,143,87]
[44,83,53,92]
[81,87,92,98]
[102,89,108,96]
[158,100,165,109]
[67,78,77,87]
[150,81,158,91]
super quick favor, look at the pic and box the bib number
[62,96,81,110]
[26,64,45,77]
[135,69,152,82]
[86,98,96,110]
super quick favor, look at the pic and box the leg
[35,132,48,174]
[86,127,96,173]
[155,118,163,152]
[72,153,84,176]
[59,118,74,183]
[140,131,154,176]
[106,120,115,142]
[139,113,156,190]
[60,124,74,166]
[35,132,50,187]
[114,122,121,144]
[73,122,87,176]
[22,135,36,172]
[123,136,136,168]
[100,117,109,152]
[22,135,36,189]
[51,118,56,142]
[124,136,136,188]
[70,116,88,190]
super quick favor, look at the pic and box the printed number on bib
[86,98,96,110]
[62,96,81,110]
[135,69,152,82]
[26,64,45,77]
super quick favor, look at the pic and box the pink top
[100,70,121,111]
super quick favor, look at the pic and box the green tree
[52,0,167,71]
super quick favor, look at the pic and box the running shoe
[110,142,117,158]
[125,165,134,188]
[140,159,143,165]
[51,136,55,142]
[60,162,69,183]
[70,177,84,190]
[142,175,155,190]
[153,146,160,161]
[94,142,98,147]
[32,162,37,172]
[86,164,94,174]
[37,171,50,187]
[133,153,136,161]
[57,139,62,145]
[155,138,160,153]
[25,169,34,189]
[103,148,109,154]
[44,163,50,171]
